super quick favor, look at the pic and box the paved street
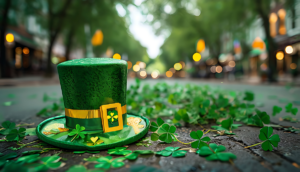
[1,79,300,172]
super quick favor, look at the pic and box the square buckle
[100,103,123,133]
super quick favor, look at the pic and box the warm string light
[113,53,121,60]
[276,51,284,60]
[6,33,14,42]
[193,53,201,62]
[166,71,173,77]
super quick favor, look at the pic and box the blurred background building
[0,0,300,85]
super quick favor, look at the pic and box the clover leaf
[95,156,125,169]
[0,152,18,167]
[285,103,298,115]
[197,143,236,162]
[190,130,211,149]
[32,156,63,171]
[157,124,176,143]
[107,109,118,123]
[125,150,155,160]
[156,147,187,157]
[150,117,164,132]
[252,111,270,127]
[107,147,132,155]
[68,124,86,142]
[272,106,282,116]
[16,154,40,164]
[243,91,254,101]
[0,121,16,135]
[259,127,280,151]
[125,153,139,160]
[66,165,88,172]
[211,118,241,134]
[6,128,26,141]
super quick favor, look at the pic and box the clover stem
[171,134,194,145]
[71,134,78,142]
[204,129,211,134]
[244,142,264,148]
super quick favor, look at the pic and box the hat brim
[36,113,149,150]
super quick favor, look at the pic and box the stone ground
[0,79,300,172]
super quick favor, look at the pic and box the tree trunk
[255,0,277,82]
[0,0,11,78]
[45,35,55,77]
[65,28,75,61]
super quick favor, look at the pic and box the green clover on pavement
[95,156,125,169]
[16,154,40,164]
[107,147,132,155]
[0,121,16,135]
[32,156,63,171]
[243,91,254,101]
[156,147,187,158]
[190,130,211,149]
[272,106,282,116]
[251,110,270,127]
[125,150,155,160]
[6,128,26,141]
[285,103,298,115]
[197,143,236,162]
[259,127,280,151]
[68,124,86,142]
[211,118,241,134]
[150,117,164,132]
[157,123,176,143]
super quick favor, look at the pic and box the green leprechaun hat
[36,58,149,150]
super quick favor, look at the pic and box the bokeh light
[140,70,147,77]
[127,61,132,69]
[210,66,216,73]
[91,30,103,46]
[166,71,173,77]
[179,61,185,68]
[6,33,14,43]
[133,64,140,72]
[260,63,268,70]
[228,61,235,67]
[151,71,159,79]
[139,62,146,68]
[196,39,205,52]
[15,47,22,54]
[169,68,176,73]
[216,66,222,73]
[23,47,29,54]
[290,63,297,69]
[174,63,182,70]
[193,53,201,62]
[285,46,293,54]
[51,57,59,64]
[113,53,121,60]
[276,51,284,60]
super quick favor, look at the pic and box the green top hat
[57,58,128,131]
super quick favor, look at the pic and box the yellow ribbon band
[65,105,127,119]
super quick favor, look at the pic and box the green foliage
[285,103,298,115]
[243,91,254,101]
[68,124,86,142]
[73,151,100,154]
[150,117,176,143]
[31,155,63,171]
[272,106,282,116]
[136,137,152,147]
[95,156,126,169]
[6,128,26,141]
[156,147,187,157]
[0,152,18,167]
[190,130,211,149]
[251,111,270,127]
[107,147,132,156]
[197,143,236,161]
[259,127,280,151]
[16,154,40,164]
[0,121,16,135]
[211,118,241,134]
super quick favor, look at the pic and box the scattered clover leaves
[125,150,155,160]
[150,118,176,143]
[16,154,40,164]
[243,91,254,101]
[272,106,282,116]
[107,147,132,155]
[6,128,26,141]
[31,155,63,171]
[0,121,16,135]
[150,117,164,132]
[68,124,86,142]
[95,156,126,169]
[190,130,211,149]
[251,110,270,127]
[211,118,241,134]
[259,127,280,151]
[156,147,187,157]
[285,103,298,115]
[197,143,236,161]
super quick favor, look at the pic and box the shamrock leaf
[0,152,18,167]
[252,111,270,127]
[107,147,132,155]
[16,154,40,164]
[66,165,88,172]
[68,124,86,142]
[73,151,100,154]
[0,121,16,135]
[125,153,139,160]
[157,124,176,143]
[259,127,280,151]
[32,156,63,171]
[243,91,254,101]
[107,110,118,123]
[95,156,125,169]
[285,103,298,115]
[197,143,236,162]
[190,130,211,149]
[211,118,241,134]
[125,150,155,160]
[150,117,164,132]
[156,147,187,157]
[272,106,282,116]
[174,109,189,122]
[6,128,26,141]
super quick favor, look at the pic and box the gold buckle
[100,103,123,133]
